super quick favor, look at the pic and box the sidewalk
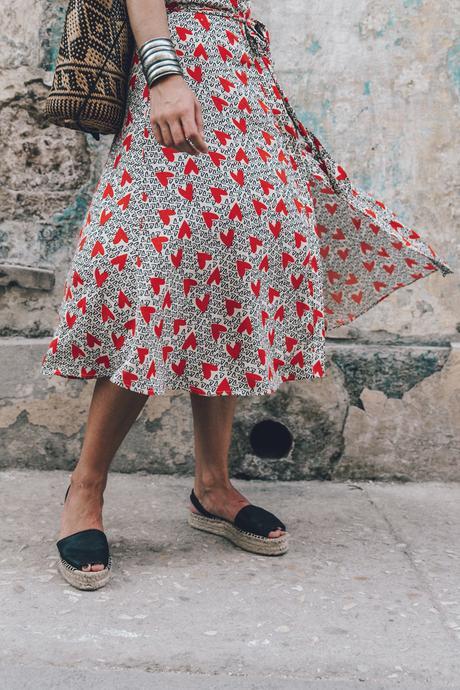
[0,470,459,689]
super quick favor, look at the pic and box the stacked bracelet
[138,36,183,87]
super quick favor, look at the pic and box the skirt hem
[40,364,329,398]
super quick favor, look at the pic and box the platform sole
[188,511,289,555]
[57,555,112,590]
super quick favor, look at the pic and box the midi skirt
[41,0,454,396]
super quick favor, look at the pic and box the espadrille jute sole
[57,555,112,590]
[188,511,288,555]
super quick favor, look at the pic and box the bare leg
[189,393,285,538]
[59,377,148,570]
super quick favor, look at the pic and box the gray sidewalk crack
[361,484,460,646]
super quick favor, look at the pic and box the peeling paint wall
[0,0,459,478]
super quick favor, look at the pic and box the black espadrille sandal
[56,485,112,590]
[188,489,289,555]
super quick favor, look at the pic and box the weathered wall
[0,0,459,479]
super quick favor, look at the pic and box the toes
[268,528,286,538]
[81,563,105,572]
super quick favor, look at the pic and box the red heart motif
[207,266,221,285]
[117,193,131,211]
[202,362,219,379]
[137,347,149,364]
[122,370,138,388]
[102,183,114,199]
[195,294,211,312]
[172,359,187,376]
[182,331,197,349]
[202,211,220,229]
[194,42,209,60]
[237,315,253,335]
[155,171,174,187]
[158,209,176,225]
[140,305,156,323]
[208,151,227,167]
[171,248,183,268]
[211,323,227,341]
[111,254,128,271]
[226,341,242,359]
[225,298,242,316]
[228,203,243,221]
[210,187,228,203]
[151,235,169,253]
[118,290,132,308]
[184,157,199,175]
[99,209,112,226]
[251,279,261,296]
[216,377,232,395]
[65,312,77,328]
[197,251,213,269]
[91,240,105,257]
[113,227,128,244]
[178,183,194,201]
[71,344,85,359]
[94,268,109,288]
[111,333,125,350]
[86,332,101,348]
[236,259,252,278]
[183,277,198,296]
[150,277,165,294]
[173,318,187,335]
[220,228,234,247]
[176,26,193,40]
[246,372,262,388]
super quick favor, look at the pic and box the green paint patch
[363,81,371,95]
[39,190,92,258]
[403,0,423,8]
[295,109,329,146]
[447,41,460,96]
[307,40,321,55]
[39,2,67,72]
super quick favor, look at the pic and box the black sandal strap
[233,504,286,537]
[190,489,220,519]
[56,529,109,570]
[190,489,286,537]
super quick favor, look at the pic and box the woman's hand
[149,74,209,156]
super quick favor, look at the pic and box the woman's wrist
[138,35,184,88]
[149,73,185,89]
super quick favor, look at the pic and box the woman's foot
[191,481,285,538]
[58,474,106,571]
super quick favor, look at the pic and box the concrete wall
[0,0,459,479]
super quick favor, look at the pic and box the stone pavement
[0,470,459,689]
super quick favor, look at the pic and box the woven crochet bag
[43,0,134,140]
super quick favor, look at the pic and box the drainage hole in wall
[249,419,293,459]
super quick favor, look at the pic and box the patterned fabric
[41,0,454,397]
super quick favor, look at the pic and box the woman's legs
[189,393,285,539]
[59,377,148,571]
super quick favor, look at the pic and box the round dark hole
[249,419,293,459]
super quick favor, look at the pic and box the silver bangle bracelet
[142,50,179,69]
[138,36,183,87]
[138,36,174,56]
[144,62,183,82]
[140,43,176,58]
[145,64,183,87]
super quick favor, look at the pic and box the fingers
[150,101,208,155]
[151,120,169,148]
[168,119,197,156]
[180,102,208,155]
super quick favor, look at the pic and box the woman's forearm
[126,0,171,47]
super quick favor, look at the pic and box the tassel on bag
[43,0,135,140]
